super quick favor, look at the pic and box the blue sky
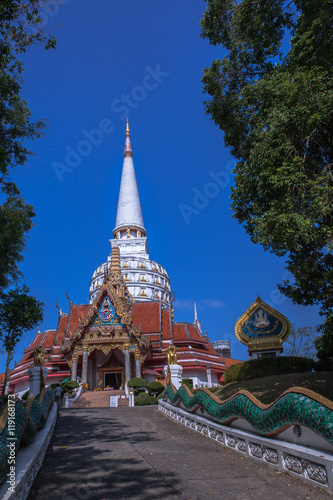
[4,0,320,372]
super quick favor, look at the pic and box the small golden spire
[124,118,133,156]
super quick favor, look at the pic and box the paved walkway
[28,406,331,500]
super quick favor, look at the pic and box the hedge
[147,381,164,395]
[182,378,193,389]
[62,381,79,392]
[135,392,156,406]
[128,377,148,388]
[224,356,315,384]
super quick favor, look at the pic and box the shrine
[235,295,291,358]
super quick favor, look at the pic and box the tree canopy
[0,1,56,290]
[283,324,318,359]
[201,0,333,359]
[0,0,56,175]
[0,285,43,404]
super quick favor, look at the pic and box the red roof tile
[56,315,69,344]
[132,302,161,333]
[173,323,204,342]
[185,324,203,342]
[42,330,56,348]
[161,309,171,339]
[29,331,44,350]
[68,305,90,333]
[224,358,242,367]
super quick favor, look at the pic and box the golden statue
[138,230,142,238]
[166,343,178,365]
[34,347,46,367]
[34,347,46,392]
[166,364,171,386]
[126,227,131,238]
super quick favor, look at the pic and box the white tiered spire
[113,119,145,235]
[89,121,172,307]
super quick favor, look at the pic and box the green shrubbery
[224,356,315,384]
[62,381,79,393]
[192,386,220,395]
[148,381,164,396]
[182,378,193,389]
[135,392,156,406]
[128,377,148,396]
[128,377,147,389]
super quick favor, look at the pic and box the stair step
[71,390,129,408]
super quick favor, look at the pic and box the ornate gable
[235,296,291,353]
[62,245,149,356]
[93,296,122,327]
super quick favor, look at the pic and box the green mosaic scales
[0,388,55,485]
[162,385,333,445]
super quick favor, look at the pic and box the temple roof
[4,298,239,391]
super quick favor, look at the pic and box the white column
[206,364,212,386]
[163,364,183,389]
[71,356,78,382]
[124,345,131,382]
[82,348,88,383]
[135,354,141,378]
[28,366,49,397]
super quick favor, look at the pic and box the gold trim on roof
[62,277,148,354]
[235,296,290,348]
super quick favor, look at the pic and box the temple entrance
[104,371,122,390]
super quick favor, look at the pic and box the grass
[215,371,333,405]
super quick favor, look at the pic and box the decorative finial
[66,290,73,307]
[123,119,133,158]
[194,301,198,321]
[55,299,62,315]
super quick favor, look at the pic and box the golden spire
[110,244,121,281]
[123,118,133,157]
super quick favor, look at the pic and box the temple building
[4,121,235,396]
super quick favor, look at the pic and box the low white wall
[159,400,333,494]
[0,402,57,500]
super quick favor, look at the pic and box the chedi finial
[124,118,133,157]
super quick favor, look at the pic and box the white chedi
[89,120,172,308]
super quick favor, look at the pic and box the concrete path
[28,406,331,500]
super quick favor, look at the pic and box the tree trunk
[1,349,12,408]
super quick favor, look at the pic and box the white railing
[63,383,85,408]
[159,400,333,494]
[125,381,135,407]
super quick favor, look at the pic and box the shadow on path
[28,406,332,500]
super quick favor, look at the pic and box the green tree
[201,0,333,358]
[0,1,56,290]
[0,183,35,290]
[283,324,318,359]
[0,0,56,175]
[0,285,43,406]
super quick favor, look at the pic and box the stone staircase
[71,390,129,408]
